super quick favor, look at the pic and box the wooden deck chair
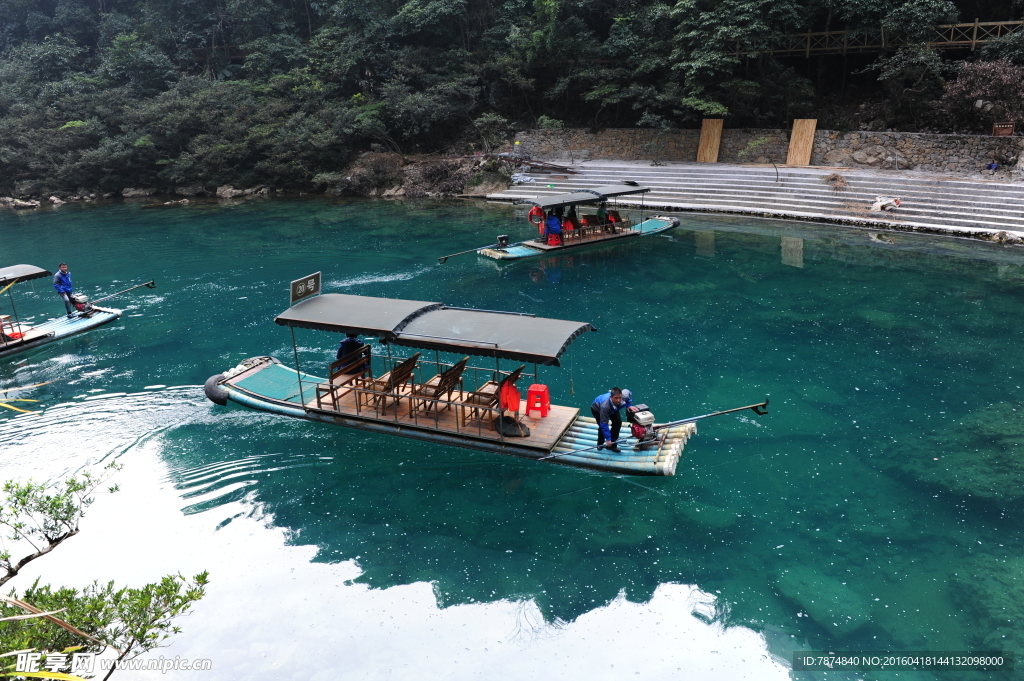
[460,364,525,427]
[410,356,469,415]
[316,344,372,410]
[608,211,630,231]
[355,352,421,414]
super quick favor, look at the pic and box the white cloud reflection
[0,393,788,681]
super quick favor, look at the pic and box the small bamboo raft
[1,264,153,360]
[548,416,697,476]
[0,307,121,359]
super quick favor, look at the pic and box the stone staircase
[486,161,1024,239]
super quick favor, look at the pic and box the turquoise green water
[3,197,1024,679]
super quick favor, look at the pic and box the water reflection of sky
[4,198,1024,680]
[1,393,786,680]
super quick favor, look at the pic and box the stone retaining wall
[515,128,1024,176]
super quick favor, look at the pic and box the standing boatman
[591,387,637,452]
[53,263,75,318]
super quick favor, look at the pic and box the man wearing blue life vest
[591,387,636,452]
[53,263,75,318]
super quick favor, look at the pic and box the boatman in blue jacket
[53,263,75,318]
[336,333,369,372]
[545,211,562,245]
[591,387,636,452]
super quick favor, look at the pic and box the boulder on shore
[49,196,65,205]
[216,185,245,198]
[122,187,156,197]
[11,199,40,209]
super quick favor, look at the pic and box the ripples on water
[4,198,1024,678]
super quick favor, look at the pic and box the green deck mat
[233,363,325,403]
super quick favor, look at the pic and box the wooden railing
[762,20,1024,57]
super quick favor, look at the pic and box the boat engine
[627,404,660,450]
[497,234,510,248]
[70,293,90,311]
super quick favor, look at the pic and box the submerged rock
[772,566,871,638]
[884,403,1024,505]
[951,555,1024,652]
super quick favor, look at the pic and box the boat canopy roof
[580,184,651,198]
[275,293,595,365]
[0,264,51,287]
[515,184,650,209]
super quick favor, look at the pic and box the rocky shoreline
[0,153,514,211]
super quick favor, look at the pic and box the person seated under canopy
[545,211,563,245]
[335,333,369,372]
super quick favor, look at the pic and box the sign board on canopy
[289,272,321,305]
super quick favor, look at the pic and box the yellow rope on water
[0,402,39,414]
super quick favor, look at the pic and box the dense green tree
[0,0,1018,195]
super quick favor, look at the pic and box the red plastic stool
[525,384,550,418]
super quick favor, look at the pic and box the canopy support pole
[569,346,575,395]
[290,326,306,408]
[7,286,22,333]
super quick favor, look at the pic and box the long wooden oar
[0,381,56,394]
[90,279,156,304]
[653,398,769,431]
[539,397,769,462]
[437,244,497,264]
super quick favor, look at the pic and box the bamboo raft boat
[477,215,680,261]
[204,291,713,475]
[0,265,123,360]
[438,184,680,264]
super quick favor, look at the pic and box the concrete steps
[488,162,1024,238]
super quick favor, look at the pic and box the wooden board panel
[696,119,724,163]
[786,119,817,165]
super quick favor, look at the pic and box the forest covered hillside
[1,0,1023,195]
